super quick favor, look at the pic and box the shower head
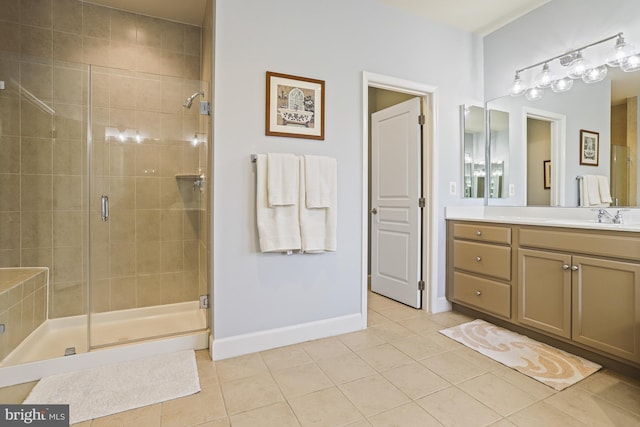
[183,91,204,109]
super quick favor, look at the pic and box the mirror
[461,105,485,198]
[462,105,509,199]
[486,68,640,207]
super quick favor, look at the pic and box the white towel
[267,153,298,206]
[597,175,612,204]
[299,156,337,253]
[304,155,335,208]
[256,155,301,252]
[580,175,611,207]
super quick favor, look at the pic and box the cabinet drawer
[453,240,511,280]
[453,223,511,244]
[453,271,511,319]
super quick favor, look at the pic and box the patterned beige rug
[440,319,600,391]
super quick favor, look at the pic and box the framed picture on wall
[579,129,599,166]
[543,160,551,189]
[265,71,325,140]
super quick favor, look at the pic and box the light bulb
[525,87,544,101]
[551,77,573,93]
[582,65,608,84]
[567,52,591,79]
[621,53,640,72]
[509,72,526,96]
[606,35,636,67]
[534,63,554,88]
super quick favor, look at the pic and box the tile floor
[2,292,640,426]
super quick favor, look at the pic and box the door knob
[370,208,378,214]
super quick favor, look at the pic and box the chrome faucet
[596,209,613,223]
[597,208,627,224]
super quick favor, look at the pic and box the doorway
[362,72,436,320]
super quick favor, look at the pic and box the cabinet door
[518,249,572,338]
[572,256,640,363]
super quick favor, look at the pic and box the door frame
[522,107,567,206]
[361,71,439,327]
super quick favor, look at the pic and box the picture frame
[543,160,551,189]
[579,129,599,166]
[265,71,325,140]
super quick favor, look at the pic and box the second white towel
[299,156,337,252]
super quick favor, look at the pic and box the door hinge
[418,280,425,291]
[199,294,209,309]
[418,113,425,125]
[418,197,426,208]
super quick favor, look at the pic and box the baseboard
[212,313,363,361]
[431,296,452,314]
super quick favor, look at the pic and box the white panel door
[371,97,422,308]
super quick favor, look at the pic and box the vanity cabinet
[447,220,640,366]
[448,222,512,319]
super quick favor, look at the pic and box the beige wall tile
[0,212,20,249]
[53,175,82,210]
[82,3,110,39]
[109,209,135,243]
[50,281,84,317]
[161,271,183,303]
[21,247,52,270]
[161,112,182,141]
[53,31,83,63]
[21,137,52,174]
[53,139,82,175]
[0,98,21,136]
[90,241,110,280]
[21,62,53,103]
[110,242,136,277]
[183,240,199,272]
[135,210,160,242]
[135,77,162,111]
[21,174,52,211]
[109,176,135,208]
[110,276,137,310]
[136,110,162,140]
[109,40,137,71]
[137,274,162,307]
[82,36,110,67]
[161,51,184,78]
[135,144,160,176]
[21,102,54,139]
[21,211,52,249]
[184,26,201,57]
[183,270,198,300]
[53,103,83,140]
[134,45,163,74]
[90,278,111,313]
[161,240,183,273]
[136,241,160,274]
[0,0,20,23]
[53,210,82,248]
[160,210,183,241]
[52,246,82,283]
[161,21,185,53]
[135,177,160,209]
[109,142,136,177]
[20,0,52,29]
[109,74,137,109]
[0,136,21,173]
[54,66,83,104]
[185,54,201,80]
[20,25,52,62]
[110,9,137,44]
[109,106,136,130]
[53,0,82,34]
[136,15,162,48]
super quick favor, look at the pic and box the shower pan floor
[1,301,207,367]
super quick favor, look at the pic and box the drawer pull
[476,290,482,296]
[475,256,482,262]
[562,264,570,270]
[476,230,482,236]
[571,265,579,271]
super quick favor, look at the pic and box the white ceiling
[86,0,550,34]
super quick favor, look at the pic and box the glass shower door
[88,65,208,349]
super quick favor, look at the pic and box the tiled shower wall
[0,0,205,319]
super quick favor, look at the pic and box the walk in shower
[0,7,211,381]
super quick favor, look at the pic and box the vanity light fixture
[509,32,640,100]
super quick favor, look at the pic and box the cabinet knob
[571,265,579,271]
[562,264,570,270]
[476,230,482,236]
[475,256,482,262]
[476,290,482,296]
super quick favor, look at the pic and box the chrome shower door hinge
[199,294,209,309]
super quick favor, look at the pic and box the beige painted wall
[527,118,551,206]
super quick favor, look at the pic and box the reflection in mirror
[461,105,485,198]
[488,109,508,198]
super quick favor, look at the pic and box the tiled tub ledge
[445,206,640,232]
[0,268,48,362]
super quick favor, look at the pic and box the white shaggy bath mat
[440,319,601,391]
[23,350,200,424]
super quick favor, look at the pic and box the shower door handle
[101,195,109,222]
